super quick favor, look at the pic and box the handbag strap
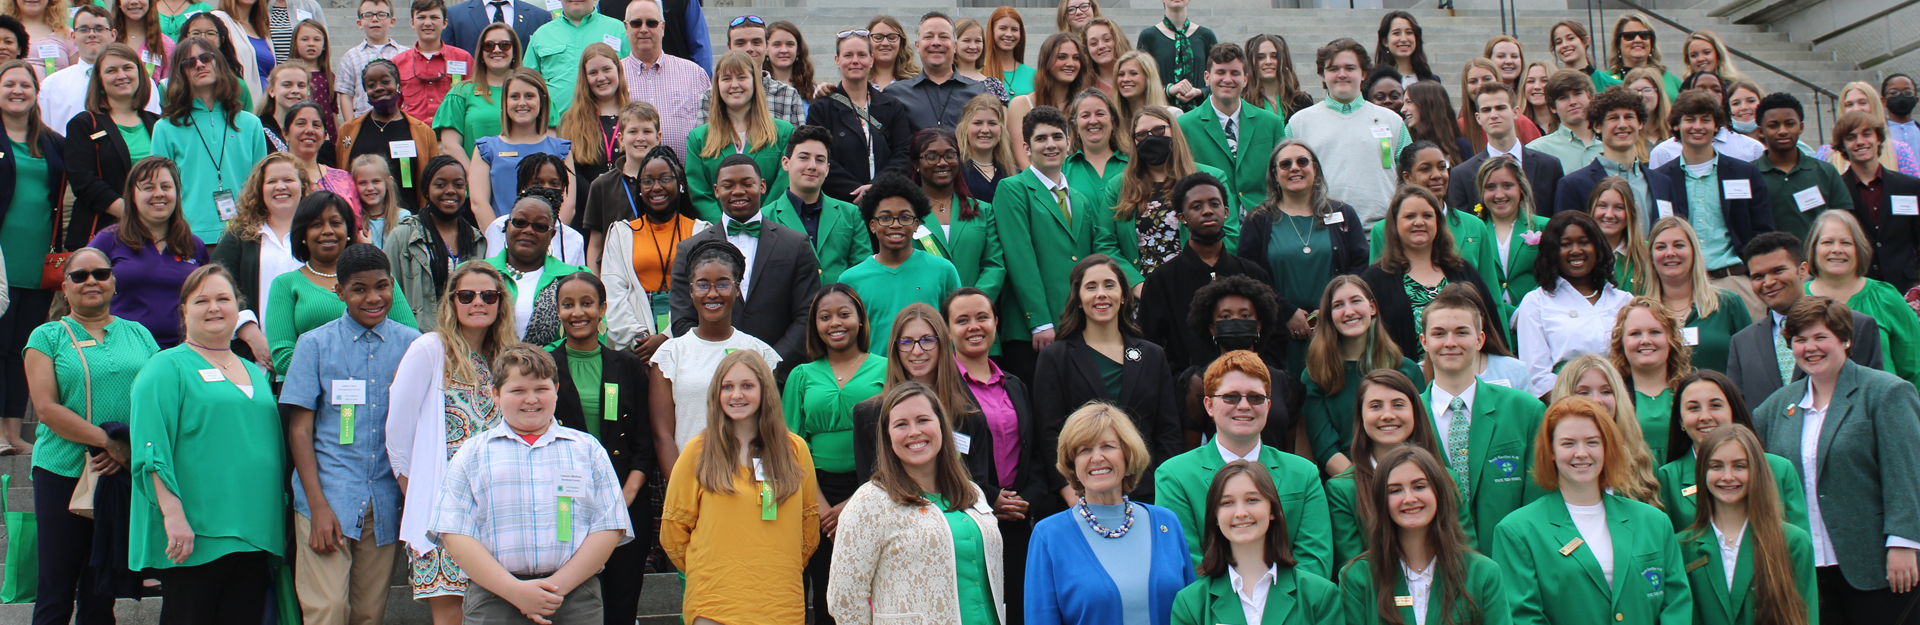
[57,319,92,422]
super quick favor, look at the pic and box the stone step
[0,574,689,623]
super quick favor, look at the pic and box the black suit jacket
[1553,157,1684,223]
[549,345,655,481]
[1652,153,1775,257]
[1030,335,1183,507]
[851,373,1050,507]
[209,233,263,363]
[1841,168,1920,293]
[805,85,915,203]
[1444,148,1564,212]
[1725,311,1882,407]
[1360,261,1506,359]
[667,221,821,370]
[1138,245,1272,378]
[443,0,552,58]
[64,110,159,249]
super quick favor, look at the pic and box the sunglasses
[186,52,218,67]
[453,289,502,304]
[1210,393,1269,406]
[729,15,764,28]
[508,217,553,233]
[480,40,514,52]
[627,17,660,29]
[1619,30,1654,41]
[1275,157,1313,170]
[67,268,112,284]
[836,29,869,39]
[1133,126,1170,142]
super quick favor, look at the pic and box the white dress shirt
[38,60,164,130]
[1647,128,1765,169]
[1228,563,1278,625]
[1216,438,1262,464]
[241,225,302,334]
[1430,382,1477,462]
[1711,521,1746,590]
[1794,388,1920,567]
[1486,140,1524,166]
[1403,558,1436,625]
[1214,101,1243,154]
[723,213,763,299]
[1513,278,1633,397]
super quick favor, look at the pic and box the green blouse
[158,4,213,46]
[567,345,604,437]
[119,122,152,163]
[1303,358,1426,466]
[926,492,998,625]
[1094,349,1124,401]
[27,317,160,478]
[1814,278,1920,388]
[431,83,505,158]
[1633,387,1673,463]
[781,355,887,474]
[1001,65,1036,98]
[264,271,419,375]
[130,346,287,571]
[1682,288,1751,374]
[1,140,51,286]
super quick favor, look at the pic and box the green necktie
[1776,327,1795,385]
[1051,187,1072,226]
[1446,397,1471,490]
[727,219,762,237]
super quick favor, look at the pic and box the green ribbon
[1380,137,1393,169]
[339,405,355,445]
[602,383,619,421]
[556,495,573,542]
[399,157,413,188]
[759,481,776,520]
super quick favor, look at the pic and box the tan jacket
[827,481,1005,625]
[337,112,440,200]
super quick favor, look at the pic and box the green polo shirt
[1754,151,1855,241]
[527,11,628,119]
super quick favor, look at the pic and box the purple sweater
[88,226,209,347]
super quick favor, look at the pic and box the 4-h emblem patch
[1492,458,1517,477]
[1643,567,1667,597]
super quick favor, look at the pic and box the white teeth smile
[905,441,928,451]
[1088,468,1112,476]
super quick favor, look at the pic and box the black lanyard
[189,111,228,183]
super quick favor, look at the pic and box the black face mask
[1212,318,1262,351]
[1888,94,1918,118]
[1187,225,1224,247]
[1136,135,1172,166]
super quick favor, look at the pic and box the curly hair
[1533,210,1614,294]
[1185,274,1280,351]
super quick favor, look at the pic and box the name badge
[1682,326,1700,346]
[1484,378,1511,388]
[139,50,152,65]
[331,379,367,405]
[1323,211,1345,225]
[214,190,238,221]
[295,9,313,21]
[752,457,766,481]
[198,369,224,382]
[544,0,560,10]
[1687,556,1710,573]
[447,60,468,76]
[389,140,418,159]
[1722,179,1752,199]
[972,498,993,515]
[603,34,621,50]
[1369,125,1393,139]
[1394,596,1415,607]
[1681,485,1698,497]
[555,469,589,498]
[1893,195,1919,216]
[89,131,106,140]
[1793,187,1825,212]
[1559,536,1585,556]
[953,432,972,454]
[1655,200,1674,220]
[74,339,95,348]
[37,44,58,60]
[498,150,519,157]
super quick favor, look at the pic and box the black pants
[998,517,1032,625]
[31,468,114,625]
[1819,564,1920,625]
[155,550,273,625]
[996,340,1039,389]
[1,287,52,419]
[807,469,859,625]
[598,495,653,625]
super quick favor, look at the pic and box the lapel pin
[1394,596,1415,607]
[1126,348,1141,362]
[1559,536,1585,556]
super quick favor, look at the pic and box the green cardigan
[1170,566,1340,625]
[915,198,1005,300]
[762,191,871,284]
[1423,379,1550,554]
[1103,162,1239,267]
[1677,523,1818,625]
[1337,553,1511,625]
[991,168,1129,334]
[1176,102,1288,210]
[1655,452,1808,534]
[684,120,794,224]
[1154,443,1334,580]
[1492,492,1694,625]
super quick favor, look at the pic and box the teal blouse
[1002,65,1036,98]
[26,318,160,478]
[1,140,51,286]
[1633,388,1673,464]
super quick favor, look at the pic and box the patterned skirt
[411,353,499,599]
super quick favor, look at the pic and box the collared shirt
[37,60,164,130]
[395,44,473,122]
[1890,120,1920,156]
[789,190,823,242]
[336,39,405,117]
[1324,95,1364,115]
[1756,150,1855,239]
[428,421,634,575]
[885,71,987,131]
[1514,279,1633,397]
[1797,388,1838,566]
[624,53,709,160]
[1527,125,1603,175]
[1429,382,1477,461]
[239,224,302,334]
[1487,139,1523,165]
[528,11,628,118]
[956,357,1021,489]
[1649,128,1765,169]
[1215,439,1261,464]
[1227,563,1278,625]
[1711,520,1746,590]
[724,212,763,296]
[1213,100,1242,152]
[283,314,420,545]
[1598,156,1653,220]
[1855,167,1886,226]
[696,71,807,127]
[1682,156,1742,270]
[1403,559,1437,625]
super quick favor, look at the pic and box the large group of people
[3,0,1918,624]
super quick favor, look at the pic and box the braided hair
[635,145,701,222]
[419,154,478,299]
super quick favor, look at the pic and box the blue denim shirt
[281,313,421,545]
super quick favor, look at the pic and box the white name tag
[1656,200,1674,219]
[37,44,59,60]
[555,469,588,497]
[752,457,766,481]
[447,60,468,76]
[139,50,152,65]
[389,140,418,159]
[544,0,561,10]
[296,9,313,21]
[1682,326,1700,346]
[972,498,993,515]
[1894,195,1919,216]
[1722,179,1751,199]
[198,369,224,382]
[1484,378,1512,388]
[953,432,972,454]
[1794,187,1825,212]
[331,379,367,405]
[603,34,621,50]
[1323,211,1345,225]
[1369,125,1393,139]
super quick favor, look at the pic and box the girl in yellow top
[661,349,821,625]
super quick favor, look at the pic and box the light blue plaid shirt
[429,421,633,575]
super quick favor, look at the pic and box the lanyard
[190,112,229,183]
[621,176,641,220]
[603,121,619,164]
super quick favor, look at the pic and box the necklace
[370,116,399,133]
[1076,497,1135,539]
[1285,209,1313,255]
[969,159,996,178]
[305,262,337,278]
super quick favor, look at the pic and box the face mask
[1135,135,1172,166]
[1730,118,1757,133]
[1212,318,1262,351]
[1888,94,1918,118]
[369,93,400,115]
[1187,222,1224,247]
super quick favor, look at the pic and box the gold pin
[1559,536,1585,556]
[1686,556,1709,572]
[1681,485,1698,497]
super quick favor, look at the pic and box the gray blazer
[1726,310,1882,406]
[1752,359,1920,590]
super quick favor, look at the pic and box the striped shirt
[428,421,633,575]
[336,39,405,118]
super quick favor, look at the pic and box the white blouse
[1512,278,1632,396]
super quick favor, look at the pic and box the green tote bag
[1,473,38,603]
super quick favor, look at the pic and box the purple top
[957,357,1021,489]
[87,226,209,348]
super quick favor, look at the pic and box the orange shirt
[629,215,700,293]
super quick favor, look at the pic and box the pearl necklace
[305,262,336,278]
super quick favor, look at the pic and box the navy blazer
[1652,153,1775,256]
[443,0,552,58]
[1553,157,1683,225]
[0,125,68,251]
[1444,147,1564,213]
[1841,168,1920,293]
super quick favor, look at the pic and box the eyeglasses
[1133,125,1170,142]
[638,176,676,188]
[691,279,735,294]
[1275,156,1313,170]
[508,217,553,233]
[896,335,939,352]
[919,150,959,163]
[729,15,764,28]
[837,29,869,39]
[73,25,110,35]
[869,32,903,44]
[1633,86,1659,98]
[1619,30,1654,41]
[186,52,218,67]
[1210,393,1270,406]
[480,40,514,52]
[453,289,502,304]
[871,214,919,226]
[359,11,391,18]
[627,18,661,29]
[1065,2,1093,13]
[187,29,219,40]
[66,268,112,284]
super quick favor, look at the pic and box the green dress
[130,347,287,571]
[0,139,51,287]
[431,83,505,159]
[1683,289,1752,374]
[1302,359,1425,467]
[1813,278,1920,387]
[781,355,887,475]
[264,271,420,374]
[27,318,160,478]
[1633,387,1673,463]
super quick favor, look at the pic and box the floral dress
[409,351,500,598]
[1135,183,1182,276]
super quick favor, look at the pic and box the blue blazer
[443,0,552,58]
[1552,157,1682,225]
[1652,153,1774,254]
[1027,503,1196,625]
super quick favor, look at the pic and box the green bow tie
[727,219,762,237]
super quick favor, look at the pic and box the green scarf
[1163,17,1194,86]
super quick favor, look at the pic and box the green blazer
[684,120,794,224]
[992,168,1129,334]
[761,192,871,284]
[1492,492,1693,625]
[1488,215,1553,311]
[1424,380,1550,553]
[1177,103,1288,210]
[1103,162,1240,266]
[1326,467,1478,569]
[1154,444,1334,580]
[1170,566,1341,625]
[1338,553,1511,625]
[914,198,1005,300]
[485,251,590,299]
[1369,207,1508,321]
[1677,523,1818,625]
[1654,453,1809,534]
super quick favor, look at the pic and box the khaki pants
[295,507,400,625]
[1712,274,1768,322]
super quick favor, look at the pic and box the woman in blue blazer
[1170,459,1340,625]
[1026,402,1194,625]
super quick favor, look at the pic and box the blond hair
[1548,354,1663,507]
[1054,402,1150,496]
[693,350,805,503]
[957,93,1015,173]
[700,50,780,159]
[1644,217,1722,318]
[433,262,519,386]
